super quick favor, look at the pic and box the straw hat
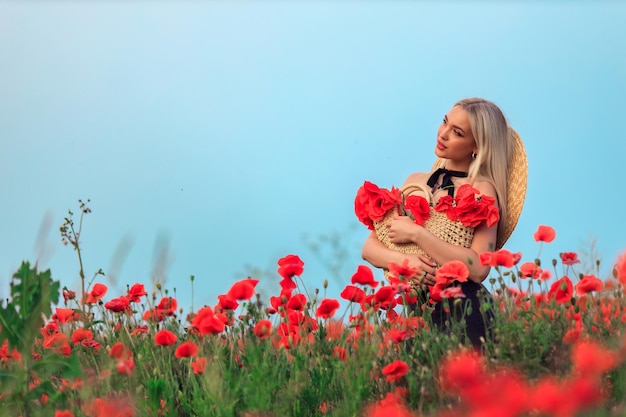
[497,129,527,249]
[433,128,528,250]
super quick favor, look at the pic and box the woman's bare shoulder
[472,177,498,198]
[401,172,430,187]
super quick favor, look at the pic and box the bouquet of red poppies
[354,181,402,231]
[354,180,500,232]
[433,183,500,228]
[354,181,432,231]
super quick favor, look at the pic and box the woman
[361,97,527,347]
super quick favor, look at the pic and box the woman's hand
[387,215,419,244]
[404,254,438,286]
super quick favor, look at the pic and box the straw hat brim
[497,129,527,249]
[433,129,527,250]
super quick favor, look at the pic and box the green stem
[69,220,86,316]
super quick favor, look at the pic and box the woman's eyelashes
[443,116,463,137]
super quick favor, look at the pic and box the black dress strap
[426,168,468,196]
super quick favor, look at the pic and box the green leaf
[0,261,60,355]
[31,350,82,379]
[145,377,167,409]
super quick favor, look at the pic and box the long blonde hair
[453,98,513,240]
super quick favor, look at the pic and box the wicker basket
[373,183,475,278]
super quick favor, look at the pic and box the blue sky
[1,1,625,313]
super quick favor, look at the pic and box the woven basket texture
[373,183,475,279]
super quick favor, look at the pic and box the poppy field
[2,204,626,417]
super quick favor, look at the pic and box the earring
[471,152,477,159]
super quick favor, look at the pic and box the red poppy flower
[560,252,581,265]
[576,275,604,295]
[0,340,19,362]
[71,328,93,345]
[519,262,543,279]
[217,294,239,310]
[438,350,485,393]
[205,316,227,334]
[563,324,582,345]
[428,283,444,304]
[154,330,178,346]
[54,410,75,417]
[571,339,617,379]
[116,358,135,376]
[286,293,307,311]
[533,225,556,243]
[340,285,366,303]
[362,392,415,417]
[360,293,376,311]
[43,333,71,356]
[354,181,403,227]
[333,346,347,361]
[54,307,76,323]
[82,397,134,417]
[387,259,419,281]
[528,376,570,417]
[351,265,379,288]
[548,276,574,304]
[109,341,132,360]
[227,278,259,301]
[388,329,410,343]
[373,187,402,221]
[62,289,76,303]
[254,319,272,338]
[42,332,68,349]
[354,181,378,220]
[85,283,107,304]
[454,185,500,227]
[568,377,604,411]
[374,286,397,308]
[82,339,101,350]
[381,359,409,382]
[315,298,340,319]
[279,277,297,291]
[191,356,207,374]
[143,308,166,322]
[479,249,521,268]
[127,283,147,303]
[269,289,291,312]
[156,297,178,316]
[433,184,500,228]
[175,341,199,358]
[277,254,304,279]
[481,199,501,227]
[130,325,148,337]
[0,339,15,360]
[440,286,466,299]
[105,296,131,313]
[404,195,430,225]
[435,260,469,285]
[191,306,226,335]
[434,195,456,221]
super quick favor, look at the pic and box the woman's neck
[443,161,470,173]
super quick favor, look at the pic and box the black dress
[418,168,497,347]
[429,280,495,348]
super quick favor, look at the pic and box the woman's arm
[361,232,405,269]
[362,232,439,285]
[394,219,495,283]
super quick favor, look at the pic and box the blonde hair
[450,98,513,240]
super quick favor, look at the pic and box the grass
[1,203,626,417]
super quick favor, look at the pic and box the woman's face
[434,105,477,164]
